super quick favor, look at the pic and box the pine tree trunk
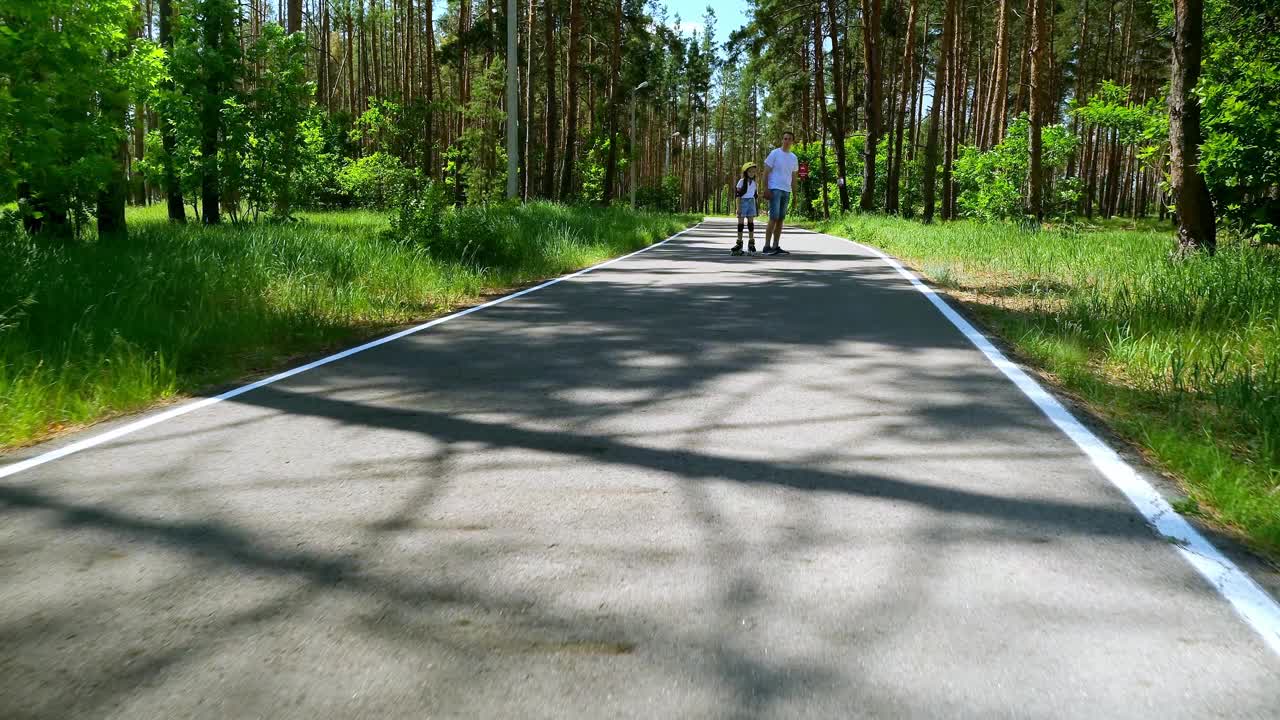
[601,0,623,204]
[922,0,955,223]
[321,0,331,110]
[1027,0,1047,222]
[522,0,534,197]
[403,0,414,103]
[287,0,301,33]
[1168,0,1215,252]
[859,0,882,211]
[344,11,354,113]
[424,0,437,173]
[910,5,929,160]
[885,0,917,214]
[1105,128,1122,216]
[984,0,1010,148]
[98,62,130,237]
[359,2,370,115]
[826,0,850,212]
[1014,0,1032,115]
[200,5,225,225]
[541,0,558,198]
[1066,0,1088,178]
[814,5,832,213]
[941,0,960,219]
[158,0,185,222]
[802,18,812,144]
[559,0,582,198]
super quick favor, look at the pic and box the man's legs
[764,192,781,250]
[765,191,790,253]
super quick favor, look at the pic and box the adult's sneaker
[769,247,791,256]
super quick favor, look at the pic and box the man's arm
[761,161,773,199]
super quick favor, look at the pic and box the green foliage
[790,136,864,218]
[294,114,347,208]
[170,0,242,216]
[1072,81,1158,145]
[244,24,313,219]
[953,115,1078,221]
[388,184,521,267]
[1198,0,1280,242]
[635,175,682,213]
[350,99,409,156]
[449,58,509,206]
[580,135,628,205]
[338,152,415,209]
[0,0,141,235]
[1072,80,1168,188]
[166,13,316,221]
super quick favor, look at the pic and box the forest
[2,0,1276,244]
[2,1,1279,554]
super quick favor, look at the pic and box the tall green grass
[0,203,695,448]
[816,214,1280,557]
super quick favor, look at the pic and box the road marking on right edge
[830,230,1280,658]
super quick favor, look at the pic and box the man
[760,131,799,256]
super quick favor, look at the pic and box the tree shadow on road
[0,222,1241,719]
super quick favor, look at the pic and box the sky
[431,0,752,52]
[660,0,750,48]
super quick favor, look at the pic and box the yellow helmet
[741,161,757,173]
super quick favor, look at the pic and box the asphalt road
[2,218,1277,719]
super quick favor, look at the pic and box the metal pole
[505,0,518,199]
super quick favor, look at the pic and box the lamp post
[505,0,518,199]
[630,81,649,208]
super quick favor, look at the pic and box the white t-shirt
[736,178,757,199]
[765,148,799,192]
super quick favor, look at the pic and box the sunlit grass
[1,205,696,449]
[816,213,1280,557]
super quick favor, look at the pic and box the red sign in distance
[798,162,810,180]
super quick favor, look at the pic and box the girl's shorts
[738,197,758,217]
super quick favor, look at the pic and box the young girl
[732,162,759,256]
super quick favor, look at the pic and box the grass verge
[813,213,1280,560]
[1,202,697,449]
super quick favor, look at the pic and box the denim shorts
[737,197,758,217]
[768,190,791,221]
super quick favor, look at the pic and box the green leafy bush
[386,183,523,268]
[338,152,415,209]
[791,136,865,218]
[1199,1,1280,242]
[953,115,1077,221]
[635,175,682,213]
[294,114,347,209]
[0,0,150,236]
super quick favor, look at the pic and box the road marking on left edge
[0,223,702,481]
[834,231,1280,658]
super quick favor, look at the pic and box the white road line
[830,230,1280,658]
[0,223,702,481]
